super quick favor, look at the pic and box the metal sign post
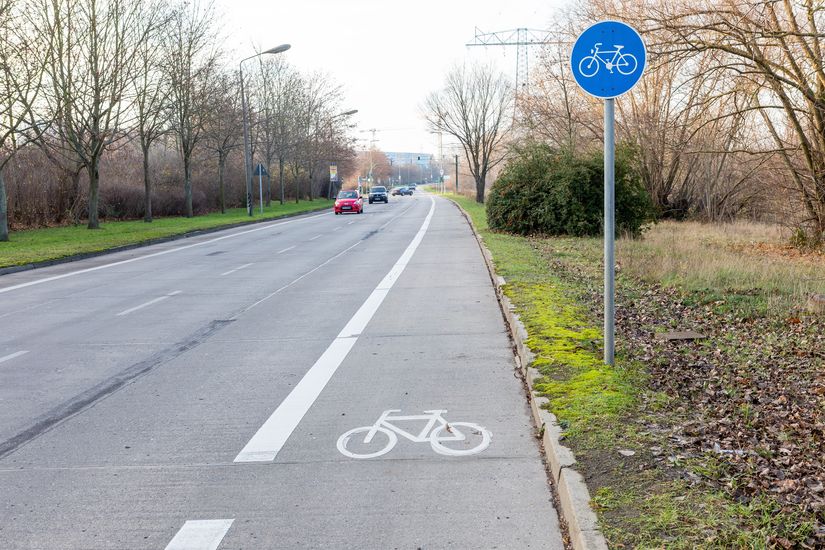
[571,20,646,366]
[254,164,269,214]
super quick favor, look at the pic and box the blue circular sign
[570,20,646,99]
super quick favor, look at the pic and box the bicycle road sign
[570,20,646,98]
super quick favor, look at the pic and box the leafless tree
[424,63,513,203]
[203,70,242,213]
[643,0,825,241]
[131,0,170,222]
[35,0,149,229]
[0,0,47,241]
[164,0,220,218]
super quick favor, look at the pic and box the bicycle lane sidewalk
[241,194,566,549]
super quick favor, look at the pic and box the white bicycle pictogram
[337,409,491,459]
[578,43,638,78]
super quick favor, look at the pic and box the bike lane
[226,195,565,548]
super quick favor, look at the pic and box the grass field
[445,194,823,548]
[0,200,333,268]
[618,220,825,317]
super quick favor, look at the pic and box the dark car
[368,186,388,204]
[391,186,412,196]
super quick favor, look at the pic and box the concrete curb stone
[448,197,609,550]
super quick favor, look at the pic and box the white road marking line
[116,290,182,317]
[277,245,296,254]
[308,234,323,241]
[239,241,362,315]
[347,220,355,225]
[234,197,436,463]
[0,212,331,295]
[0,350,29,364]
[165,519,234,550]
[220,263,253,277]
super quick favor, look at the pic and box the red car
[334,190,364,214]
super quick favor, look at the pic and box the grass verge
[446,194,822,548]
[0,200,334,268]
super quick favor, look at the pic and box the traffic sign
[570,20,646,99]
[253,163,268,177]
[570,20,646,366]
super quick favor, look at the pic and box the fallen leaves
[554,257,825,543]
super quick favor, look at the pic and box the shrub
[487,142,655,237]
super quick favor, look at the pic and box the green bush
[487,143,655,237]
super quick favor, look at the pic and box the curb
[0,204,332,276]
[449,198,609,550]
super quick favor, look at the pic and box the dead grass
[618,220,825,316]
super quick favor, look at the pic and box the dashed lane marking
[220,263,253,277]
[116,291,182,317]
[0,351,29,365]
[164,519,234,550]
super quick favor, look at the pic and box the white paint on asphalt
[309,234,323,241]
[336,409,491,459]
[116,290,182,317]
[234,197,436,463]
[165,519,234,550]
[0,212,330,295]
[219,263,253,277]
[347,221,355,225]
[0,350,29,364]
[239,241,361,315]
[277,245,296,254]
[237,202,415,317]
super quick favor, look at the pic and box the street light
[325,109,358,199]
[239,44,291,216]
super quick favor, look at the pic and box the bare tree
[644,0,825,241]
[424,63,513,203]
[165,0,219,218]
[0,0,46,241]
[203,70,242,213]
[35,0,149,229]
[131,0,170,222]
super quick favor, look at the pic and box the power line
[466,27,564,100]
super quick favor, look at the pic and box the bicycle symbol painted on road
[577,43,638,78]
[337,409,492,459]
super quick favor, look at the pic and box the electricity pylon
[466,27,558,101]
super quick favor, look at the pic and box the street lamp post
[239,44,291,217]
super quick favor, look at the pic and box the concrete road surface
[0,193,564,549]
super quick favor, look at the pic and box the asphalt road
[0,193,564,549]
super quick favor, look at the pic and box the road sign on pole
[570,20,646,99]
[571,20,645,366]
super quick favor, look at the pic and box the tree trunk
[218,153,226,214]
[0,169,9,242]
[308,167,314,201]
[279,157,285,205]
[475,175,485,204]
[69,168,83,225]
[184,154,193,218]
[87,160,101,229]
[143,144,153,223]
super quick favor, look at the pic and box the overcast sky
[217,0,571,155]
